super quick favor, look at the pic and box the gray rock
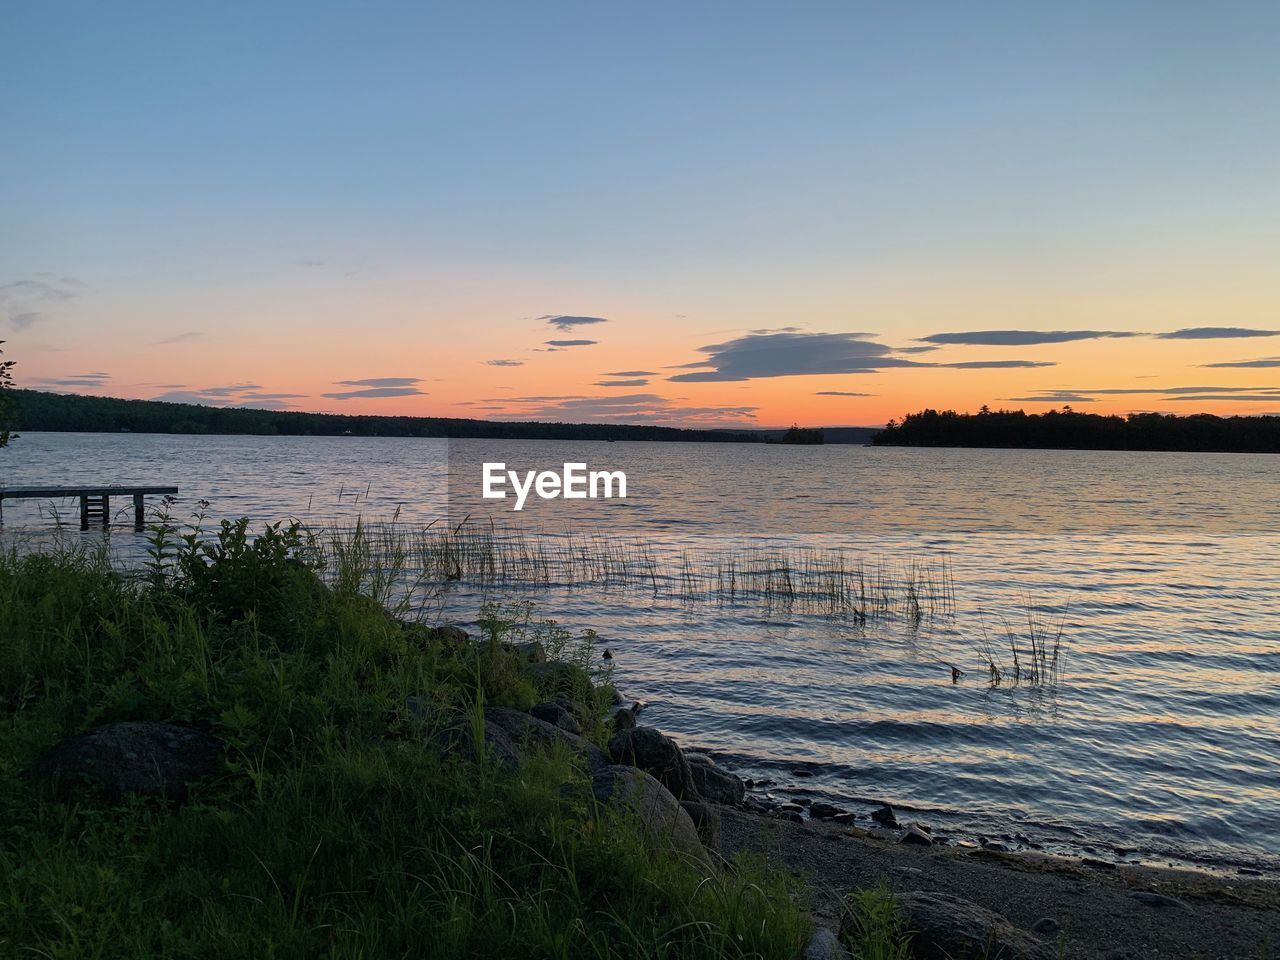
[427,705,605,772]
[901,825,934,846]
[688,762,746,805]
[591,765,714,873]
[34,721,223,801]
[483,706,605,772]
[871,804,899,828]
[679,799,723,853]
[810,801,844,819]
[778,802,806,814]
[607,726,697,800]
[511,640,546,664]
[803,927,851,960]
[427,624,470,645]
[845,892,1053,960]
[529,701,583,735]
[1030,917,1061,936]
[611,707,637,732]
[1130,891,1192,911]
[778,810,805,824]
[684,752,714,767]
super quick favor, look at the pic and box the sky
[3,1,1279,428]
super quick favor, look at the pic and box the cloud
[480,392,757,426]
[484,359,524,367]
[594,379,649,387]
[540,314,609,331]
[666,331,1051,382]
[140,382,308,409]
[22,371,111,391]
[1004,385,1280,404]
[816,391,874,397]
[1200,357,1280,368]
[1156,327,1280,340]
[1,275,83,330]
[320,386,427,400]
[152,330,204,345]
[919,330,1138,346]
[334,377,422,387]
[545,339,598,347]
[1002,395,1099,403]
[604,370,658,377]
[940,359,1055,369]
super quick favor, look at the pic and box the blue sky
[4,1,1279,425]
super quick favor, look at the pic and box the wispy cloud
[149,383,307,409]
[26,371,112,390]
[1201,357,1280,368]
[1004,384,1280,404]
[1156,327,1280,340]
[540,314,609,331]
[594,379,649,387]
[477,392,756,426]
[1,275,83,330]
[816,390,874,397]
[604,370,658,377]
[484,359,524,367]
[919,329,1138,346]
[545,339,597,348]
[334,377,422,387]
[321,386,427,400]
[152,330,204,345]
[667,331,1051,382]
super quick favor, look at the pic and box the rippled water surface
[3,433,1278,873]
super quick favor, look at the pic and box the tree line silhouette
[9,389,761,443]
[873,406,1280,453]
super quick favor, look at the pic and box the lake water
[3,432,1279,875]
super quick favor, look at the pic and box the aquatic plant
[309,519,958,623]
[974,600,1067,687]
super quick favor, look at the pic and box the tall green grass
[0,523,809,959]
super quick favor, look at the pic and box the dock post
[134,493,145,531]
[100,495,110,527]
[80,495,89,531]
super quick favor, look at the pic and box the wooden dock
[0,486,179,530]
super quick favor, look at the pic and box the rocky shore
[29,624,1280,959]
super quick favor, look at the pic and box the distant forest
[8,389,760,443]
[873,407,1280,453]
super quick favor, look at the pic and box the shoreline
[606,682,1280,957]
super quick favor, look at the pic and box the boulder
[33,721,223,801]
[843,892,1053,960]
[510,640,546,664]
[871,804,899,828]
[427,624,470,645]
[483,706,605,772]
[529,701,583,735]
[685,752,714,767]
[591,765,714,873]
[803,927,852,960]
[901,824,934,846]
[688,762,746,805]
[810,801,844,819]
[679,799,723,853]
[607,726,697,800]
[426,705,605,771]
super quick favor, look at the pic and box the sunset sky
[4,2,1279,428]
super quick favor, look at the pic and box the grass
[974,601,1067,687]
[304,519,956,623]
[0,520,810,959]
[841,886,911,960]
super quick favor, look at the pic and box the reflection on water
[2,433,1278,873]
